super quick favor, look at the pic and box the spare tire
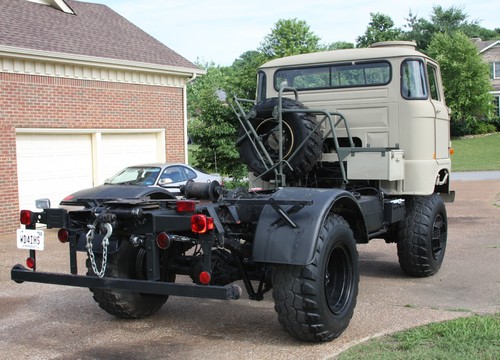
[238,97,322,181]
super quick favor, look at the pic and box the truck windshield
[106,166,161,185]
[274,61,391,91]
[401,59,428,100]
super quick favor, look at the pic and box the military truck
[12,41,453,342]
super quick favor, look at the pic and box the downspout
[183,72,198,164]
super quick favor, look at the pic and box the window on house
[492,62,500,79]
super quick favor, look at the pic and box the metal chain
[86,221,113,278]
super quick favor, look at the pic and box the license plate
[17,229,44,251]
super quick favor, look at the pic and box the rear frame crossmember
[11,264,242,300]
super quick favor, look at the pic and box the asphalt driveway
[1,177,499,359]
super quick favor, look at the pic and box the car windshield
[105,167,161,186]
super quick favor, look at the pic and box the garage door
[16,131,164,211]
[16,133,93,210]
[101,133,160,181]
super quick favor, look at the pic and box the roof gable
[27,0,75,14]
[0,0,198,70]
[475,40,500,54]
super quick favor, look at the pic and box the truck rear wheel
[238,97,322,181]
[272,214,359,342]
[397,194,447,277]
[87,241,172,318]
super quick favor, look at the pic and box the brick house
[0,0,204,234]
[474,39,500,116]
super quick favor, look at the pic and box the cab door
[427,62,450,159]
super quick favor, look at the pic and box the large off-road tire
[238,97,322,181]
[397,194,447,277]
[272,214,359,342]
[87,241,173,318]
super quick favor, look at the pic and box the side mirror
[216,89,227,102]
[158,178,173,186]
[35,198,51,209]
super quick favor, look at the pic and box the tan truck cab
[254,41,452,197]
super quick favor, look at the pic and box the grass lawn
[336,313,500,360]
[451,133,500,171]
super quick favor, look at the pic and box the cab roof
[259,41,429,69]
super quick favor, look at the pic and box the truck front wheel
[86,241,172,318]
[397,194,448,277]
[272,214,359,342]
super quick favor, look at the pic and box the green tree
[356,13,402,48]
[427,32,494,135]
[461,24,500,41]
[226,50,267,100]
[430,5,471,33]
[187,63,246,179]
[259,18,322,59]
[324,41,355,50]
[402,11,435,50]
[403,6,499,51]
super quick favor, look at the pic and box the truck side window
[256,71,266,102]
[274,61,390,91]
[427,64,440,101]
[401,59,428,100]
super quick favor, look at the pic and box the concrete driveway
[1,178,499,359]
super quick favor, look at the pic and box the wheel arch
[330,197,369,244]
[252,188,368,266]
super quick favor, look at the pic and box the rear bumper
[11,264,241,300]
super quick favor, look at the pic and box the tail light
[20,210,33,225]
[176,200,196,213]
[191,214,214,234]
[156,232,171,249]
[26,256,35,269]
[57,229,70,243]
[199,271,211,285]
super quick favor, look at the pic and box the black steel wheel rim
[255,119,295,160]
[325,244,353,314]
[431,213,446,260]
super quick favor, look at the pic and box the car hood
[60,184,174,206]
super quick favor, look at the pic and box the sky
[90,0,498,66]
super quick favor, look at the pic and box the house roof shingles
[0,0,199,70]
[474,39,500,53]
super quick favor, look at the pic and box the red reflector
[199,271,211,285]
[191,214,214,234]
[156,232,170,249]
[177,200,196,213]
[62,195,74,201]
[26,257,35,269]
[206,217,214,231]
[20,210,33,225]
[57,229,69,243]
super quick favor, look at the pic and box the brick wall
[0,72,185,234]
